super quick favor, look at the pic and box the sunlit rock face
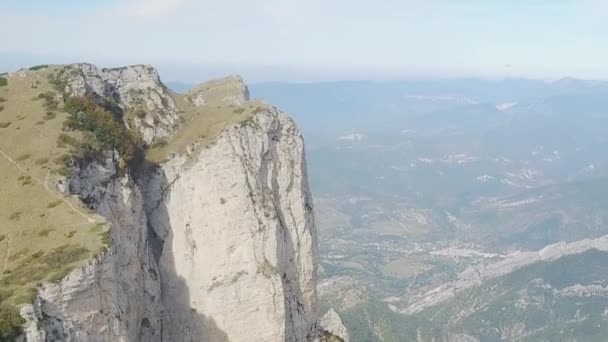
[150,106,319,341]
[20,65,328,342]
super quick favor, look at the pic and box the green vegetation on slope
[0,67,108,316]
[0,66,268,337]
[28,65,49,71]
[64,95,142,165]
[145,86,259,163]
[321,290,420,342]
[0,303,24,342]
[323,250,608,342]
[415,249,608,341]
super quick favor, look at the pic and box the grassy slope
[0,66,268,338]
[0,66,107,307]
[0,67,268,302]
[146,80,263,163]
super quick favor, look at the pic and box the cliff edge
[0,63,337,341]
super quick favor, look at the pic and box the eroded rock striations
[18,64,338,341]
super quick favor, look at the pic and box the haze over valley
[249,78,608,340]
[3,1,608,341]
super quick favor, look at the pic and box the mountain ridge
[0,63,346,341]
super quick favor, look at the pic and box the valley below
[252,79,608,341]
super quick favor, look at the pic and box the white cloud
[122,0,186,17]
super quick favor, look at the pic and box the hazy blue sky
[2,0,608,82]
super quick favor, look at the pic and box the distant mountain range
[167,77,608,341]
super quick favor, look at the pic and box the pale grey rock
[64,63,180,144]
[190,94,207,107]
[558,284,608,297]
[148,106,319,342]
[320,309,349,342]
[185,74,250,107]
[20,68,328,341]
[22,167,162,341]
[18,305,45,342]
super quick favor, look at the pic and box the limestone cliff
[16,64,333,341]
[21,157,162,341]
[147,102,318,342]
[63,63,180,144]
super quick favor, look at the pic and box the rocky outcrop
[21,153,162,341]
[19,64,330,341]
[63,63,180,144]
[185,75,250,107]
[147,105,319,341]
[320,309,349,342]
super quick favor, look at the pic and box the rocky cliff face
[63,63,180,144]
[148,104,318,342]
[20,156,162,341]
[319,309,349,342]
[18,64,330,341]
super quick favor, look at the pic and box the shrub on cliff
[37,91,59,110]
[64,96,142,164]
[29,65,49,71]
[0,304,24,341]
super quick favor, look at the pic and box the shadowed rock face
[18,64,327,341]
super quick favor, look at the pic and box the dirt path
[0,149,96,223]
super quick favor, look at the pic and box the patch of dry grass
[145,79,262,163]
[0,66,108,307]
